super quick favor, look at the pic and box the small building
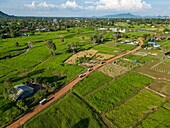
[121,40,139,45]
[148,42,160,47]
[153,37,163,41]
[10,84,34,101]
[133,60,138,63]
[22,33,29,36]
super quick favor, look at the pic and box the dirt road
[7,38,144,128]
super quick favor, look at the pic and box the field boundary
[145,87,166,98]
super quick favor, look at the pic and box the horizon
[0,0,170,17]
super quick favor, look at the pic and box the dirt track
[6,38,144,128]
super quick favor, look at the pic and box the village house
[9,84,34,101]
[148,42,160,47]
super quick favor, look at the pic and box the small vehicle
[87,68,92,71]
[79,74,83,78]
[100,61,105,64]
[39,98,47,105]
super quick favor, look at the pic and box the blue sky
[0,0,169,17]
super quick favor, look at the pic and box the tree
[27,42,33,48]
[82,36,85,40]
[16,100,28,112]
[60,38,64,43]
[46,39,56,56]
[15,42,19,47]
[67,29,70,33]
[0,34,3,42]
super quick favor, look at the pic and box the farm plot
[24,93,107,128]
[65,49,115,66]
[113,58,143,70]
[98,63,129,77]
[86,72,154,112]
[111,54,153,70]
[73,71,112,96]
[123,54,153,63]
[95,53,114,61]
[92,45,117,55]
[0,43,51,70]
[148,80,170,96]
[135,59,170,79]
[65,49,98,64]
[116,44,137,50]
[106,90,164,128]
[0,65,16,77]
[26,53,84,84]
[137,107,170,128]
[152,61,170,74]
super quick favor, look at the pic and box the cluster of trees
[46,39,56,56]
[90,34,104,44]
[67,42,80,53]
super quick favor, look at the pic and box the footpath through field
[7,38,144,128]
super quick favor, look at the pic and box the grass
[116,44,136,50]
[137,107,170,128]
[93,45,117,55]
[148,80,170,96]
[106,90,164,128]
[73,71,112,96]
[86,72,154,112]
[24,93,107,128]
[164,100,170,110]
[0,42,51,70]
[0,98,22,128]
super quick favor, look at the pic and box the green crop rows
[24,93,107,128]
[73,71,112,96]
[106,90,163,128]
[86,72,154,112]
[137,107,170,128]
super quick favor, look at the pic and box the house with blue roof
[148,42,160,47]
[9,84,34,101]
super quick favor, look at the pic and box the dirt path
[7,38,144,128]
[145,87,166,98]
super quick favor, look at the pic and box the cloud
[39,2,57,8]
[60,1,83,9]
[24,0,151,11]
[95,0,151,10]
[84,1,94,4]
[24,1,36,8]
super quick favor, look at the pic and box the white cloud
[85,1,94,4]
[24,1,36,8]
[24,0,151,11]
[39,2,57,8]
[60,1,83,9]
[95,0,151,10]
